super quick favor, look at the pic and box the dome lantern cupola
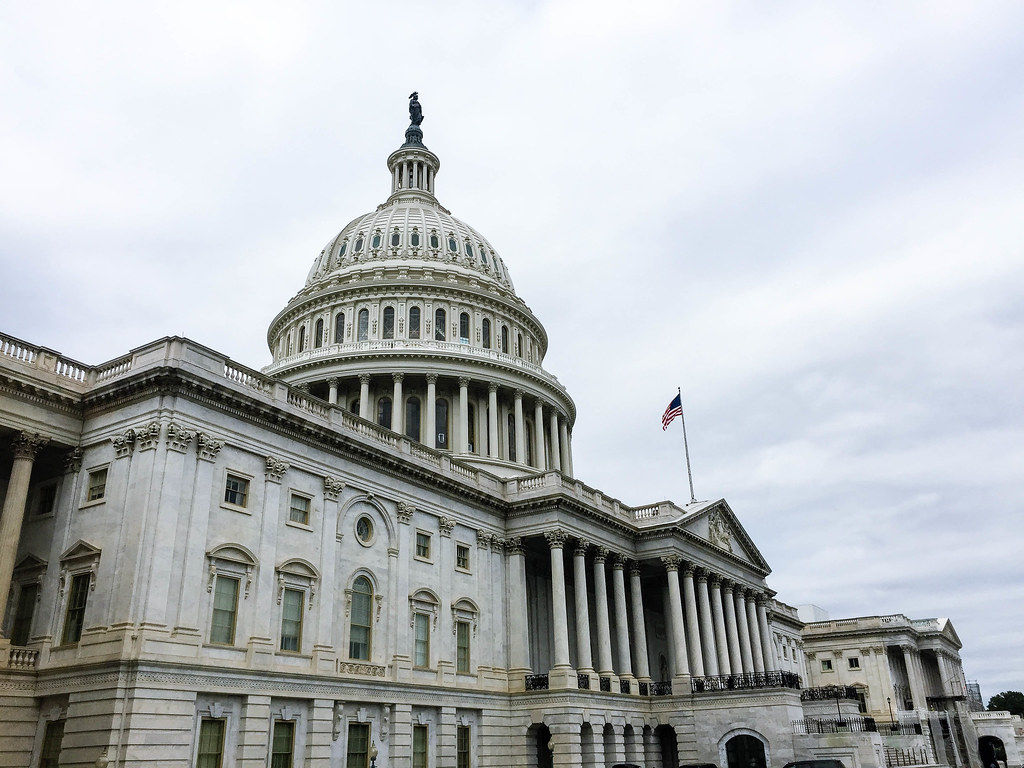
[386,92,440,203]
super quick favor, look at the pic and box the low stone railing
[7,646,40,670]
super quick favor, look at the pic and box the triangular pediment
[13,553,47,576]
[60,540,101,563]
[936,618,963,648]
[678,499,771,573]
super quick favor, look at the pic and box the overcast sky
[2,2,1022,697]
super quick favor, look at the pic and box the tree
[988,691,1024,717]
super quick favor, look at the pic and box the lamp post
[888,696,896,731]
[370,742,378,768]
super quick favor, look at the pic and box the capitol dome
[264,97,576,478]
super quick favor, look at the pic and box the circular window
[355,516,374,545]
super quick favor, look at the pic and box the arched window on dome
[447,236,458,253]
[482,318,491,349]
[339,241,347,257]
[334,312,345,344]
[405,396,421,441]
[507,413,516,462]
[314,318,324,348]
[377,397,392,429]
[516,333,523,358]
[435,309,447,341]
[480,248,488,267]
[297,325,306,352]
[371,231,382,249]
[467,402,476,453]
[390,229,400,247]
[354,236,364,253]
[501,325,509,354]
[435,399,449,450]
[408,306,421,339]
[430,232,439,250]
[466,242,474,259]
[525,420,534,466]
[357,309,369,342]
[459,312,470,344]
[411,229,420,247]
[382,306,395,339]
[349,575,373,660]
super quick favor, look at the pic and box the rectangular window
[848,656,860,669]
[271,720,295,768]
[457,725,471,768]
[86,468,107,502]
[455,544,470,571]
[280,588,303,652]
[289,493,310,525]
[856,690,868,713]
[414,612,430,668]
[456,620,470,674]
[196,718,226,768]
[224,474,249,508]
[821,658,833,672]
[415,532,431,560]
[210,575,239,645]
[39,720,65,768]
[34,482,58,516]
[346,722,370,768]
[10,583,38,646]
[61,572,90,645]
[413,724,428,768]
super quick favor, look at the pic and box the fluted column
[533,399,546,469]
[696,571,719,676]
[549,411,562,472]
[756,595,775,671]
[734,588,754,673]
[572,542,593,674]
[709,575,732,676]
[487,384,499,459]
[559,421,571,477]
[458,377,470,453]
[682,565,704,677]
[611,556,633,680]
[629,564,650,681]
[746,591,764,673]
[0,432,47,631]
[505,538,530,676]
[328,377,339,405]
[358,374,371,420]
[545,530,571,671]
[425,374,437,448]
[564,428,574,476]
[661,557,689,678]
[513,390,526,465]
[392,373,404,433]
[723,580,743,674]
[593,548,614,676]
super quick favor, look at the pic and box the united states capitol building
[0,98,1019,768]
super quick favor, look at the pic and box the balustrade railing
[692,670,802,693]
[577,673,590,690]
[525,674,549,691]
[801,685,860,701]
[650,680,673,696]
[599,676,612,692]
[7,647,39,670]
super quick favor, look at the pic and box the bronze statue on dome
[408,92,423,126]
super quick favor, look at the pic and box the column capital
[327,377,339,386]
[610,552,626,570]
[392,372,404,383]
[628,562,642,578]
[534,397,548,410]
[572,540,590,558]
[696,570,709,584]
[63,447,83,475]
[708,572,722,587]
[425,373,438,384]
[458,376,470,387]
[504,536,525,556]
[682,563,697,578]
[396,502,415,524]
[661,555,682,572]
[513,389,524,400]
[593,546,610,564]
[12,431,48,460]
[543,529,569,549]
[720,578,735,593]
[488,382,498,393]
[358,373,371,385]
[755,592,770,606]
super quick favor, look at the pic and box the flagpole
[678,386,696,503]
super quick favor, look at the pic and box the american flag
[661,393,682,430]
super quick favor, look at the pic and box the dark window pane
[406,397,421,441]
[409,307,421,339]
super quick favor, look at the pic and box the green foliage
[988,691,1024,717]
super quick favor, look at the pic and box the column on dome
[696,571,719,676]
[487,384,499,459]
[572,542,594,675]
[564,428,574,476]
[358,374,370,420]
[559,421,572,477]
[682,565,704,677]
[0,432,48,630]
[476,392,487,456]
[709,575,732,676]
[458,377,470,453]
[629,564,651,681]
[593,548,615,678]
[661,556,690,680]
[746,591,765,673]
[533,399,545,469]
[392,373,404,434]
[328,377,339,406]
[513,391,526,465]
[544,530,572,682]
[425,374,437,449]
[734,588,754,673]
[411,161,418,189]
[756,595,775,671]
[549,411,562,472]
[611,555,633,682]
[722,580,743,675]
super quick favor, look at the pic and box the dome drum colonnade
[508,528,782,694]
[264,102,575,476]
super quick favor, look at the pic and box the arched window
[297,325,306,352]
[405,397,421,441]
[411,230,420,247]
[371,232,381,249]
[525,421,534,466]
[482,318,491,349]
[467,403,476,453]
[382,306,395,339]
[436,399,449,450]
[390,230,400,247]
[408,307,421,339]
[435,309,446,341]
[349,576,373,660]
[339,241,347,257]
[334,312,345,343]
[459,312,470,343]
[314,318,324,348]
[507,413,516,462]
[480,248,488,266]
[430,232,439,249]
[517,333,523,358]
[448,236,458,253]
[466,242,474,259]
[357,309,369,341]
[501,325,509,354]
[377,397,392,429]
[354,236,363,252]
